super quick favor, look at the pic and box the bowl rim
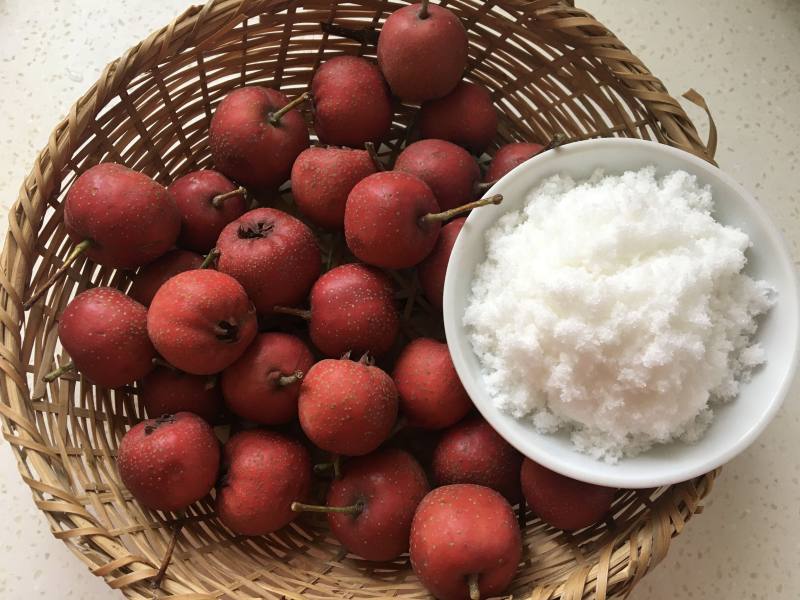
[443,137,800,488]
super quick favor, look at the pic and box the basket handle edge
[681,88,718,161]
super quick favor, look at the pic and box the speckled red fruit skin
[417,217,464,312]
[410,484,522,600]
[298,358,398,456]
[326,448,429,561]
[419,82,498,154]
[392,338,472,429]
[141,366,224,424]
[216,208,321,315]
[209,87,309,189]
[129,249,203,306]
[216,429,312,536]
[484,142,545,182]
[58,287,155,388]
[395,140,480,211]
[117,412,220,512]
[291,147,376,230]
[520,459,617,531]
[308,263,399,358]
[64,163,181,269]
[168,169,247,252]
[377,3,467,103]
[432,417,523,503]
[147,270,257,375]
[221,333,315,425]
[344,171,441,269]
[311,56,393,147]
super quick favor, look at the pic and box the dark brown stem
[150,521,184,591]
[152,357,178,371]
[313,454,342,478]
[273,306,312,320]
[211,187,246,208]
[364,142,385,172]
[333,454,342,479]
[467,573,480,600]
[475,180,495,193]
[357,352,374,366]
[277,370,304,386]
[291,500,364,515]
[199,248,220,269]
[319,21,380,44]
[420,194,503,225]
[418,0,430,19]
[23,239,93,311]
[43,360,75,382]
[269,91,310,126]
[313,462,333,475]
[548,131,567,148]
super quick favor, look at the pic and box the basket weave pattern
[1,1,718,598]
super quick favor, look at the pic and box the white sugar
[464,167,775,462]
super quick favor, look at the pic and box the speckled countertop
[1,0,798,598]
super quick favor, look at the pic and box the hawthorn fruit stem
[200,248,220,269]
[467,573,480,600]
[23,239,93,311]
[291,500,365,515]
[314,455,342,477]
[420,194,503,224]
[150,520,184,591]
[273,306,312,320]
[475,180,495,194]
[319,21,380,44]
[313,462,332,475]
[313,453,342,478]
[333,454,342,478]
[548,131,567,148]
[419,0,430,19]
[269,91,310,126]
[211,187,246,208]
[277,370,304,386]
[43,360,75,382]
[365,142,385,172]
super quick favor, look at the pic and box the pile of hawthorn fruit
[32,2,620,599]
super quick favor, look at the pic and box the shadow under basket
[0,0,719,598]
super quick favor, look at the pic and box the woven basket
[0,0,720,598]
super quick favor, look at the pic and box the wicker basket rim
[0,1,719,599]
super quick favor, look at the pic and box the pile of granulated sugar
[464,167,775,462]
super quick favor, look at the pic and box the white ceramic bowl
[443,138,799,489]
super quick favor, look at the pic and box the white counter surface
[1,1,798,598]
